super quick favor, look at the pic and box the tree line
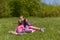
[0,0,60,18]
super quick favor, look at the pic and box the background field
[0,17,60,40]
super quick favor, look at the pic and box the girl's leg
[8,25,24,35]
[29,26,45,32]
[8,31,26,35]
[24,29,35,33]
[29,26,41,31]
[24,26,35,33]
[8,31,18,35]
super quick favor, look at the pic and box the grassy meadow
[0,17,60,40]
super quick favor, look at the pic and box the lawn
[0,17,60,40]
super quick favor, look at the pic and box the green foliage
[0,0,5,17]
[9,0,21,17]
[0,0,60,17]
[8,0,41,17]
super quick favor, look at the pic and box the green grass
[0,17,60,40]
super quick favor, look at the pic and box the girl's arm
[26,19,31,26]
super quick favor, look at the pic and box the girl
[8,16,45,35]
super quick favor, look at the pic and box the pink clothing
[16,25,39,33]
[25,26,39,30]
[16,25,24,33]
[24,26,33,31]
